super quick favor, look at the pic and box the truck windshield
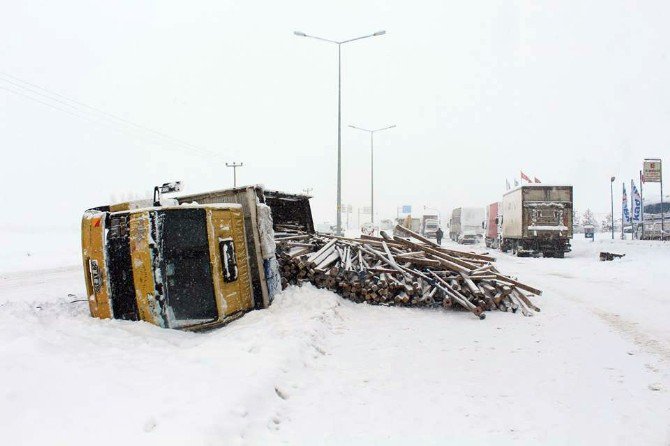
[158,209,218,328]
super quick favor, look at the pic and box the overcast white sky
[1,0,668,230]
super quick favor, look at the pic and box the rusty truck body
[501,185,573,258]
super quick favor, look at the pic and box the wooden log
[307,239,337,264]
[428,271,485,319]
[393,224,495,262]
[512,288,541,312]
[491,273,542,296]
[392,237,478,272]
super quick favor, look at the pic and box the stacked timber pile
[275,225,542,320]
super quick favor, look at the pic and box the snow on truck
[449,207,485,244]
[500,185,573,257]
[420,214,439,238]
[81,184,313,330]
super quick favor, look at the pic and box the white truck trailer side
[449,207,485,244]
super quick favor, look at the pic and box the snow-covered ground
[0,234,668,444]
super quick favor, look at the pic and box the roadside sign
[643,159,662,183]
[402,205,411,213]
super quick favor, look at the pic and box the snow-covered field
[0,232,669,445]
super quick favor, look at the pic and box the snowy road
[0,237,668,445]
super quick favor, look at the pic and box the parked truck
[393,215,421,237]
[485,202,501,249]
[420,214,440,238]
[500,185,573,257]
[449,207,485,244]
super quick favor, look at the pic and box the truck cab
[82,204,256,330]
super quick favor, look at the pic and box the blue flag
[622,184,630,223]
[631,181,641,222]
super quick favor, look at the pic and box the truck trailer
[485,202,501,249]
[500,185,573,257]
[449,207,485,244]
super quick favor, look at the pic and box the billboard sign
[643,159,662,183]
[401,205,412,214]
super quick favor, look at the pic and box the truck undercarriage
[501,236,571,258]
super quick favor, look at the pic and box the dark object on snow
[435,227,444,245]
[599,252,625,261]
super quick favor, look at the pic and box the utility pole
[302,188,313,195]
[294,29,386,235]
[226,162,244,187]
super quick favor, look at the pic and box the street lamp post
[294,30,386,235]
[349,124,396,224]
[610,176,616,240]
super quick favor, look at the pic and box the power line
[0,83,210,160]
[0,71,213,155]
[0,70,225,160]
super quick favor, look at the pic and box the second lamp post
[349,124,396,224]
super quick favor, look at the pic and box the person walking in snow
[435,227,444,245]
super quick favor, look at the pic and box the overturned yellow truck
[81,185,313,330]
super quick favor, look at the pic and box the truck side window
[219,238,239,283]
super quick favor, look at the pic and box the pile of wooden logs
[275,225,542,320]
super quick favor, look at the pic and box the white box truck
[449,207,485,244]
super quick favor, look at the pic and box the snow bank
[0,284,343,445]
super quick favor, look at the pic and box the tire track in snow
[541,280,670,362]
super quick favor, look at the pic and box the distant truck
[485,202,501,248]
[393,215,421,236]
[449,207,485,244]
[421,214,439,238]
[500,185,573,257]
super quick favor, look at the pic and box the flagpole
[661,162,665,241]
[640,170,645,240]
[631,179,635,239]
[621,183,625,240]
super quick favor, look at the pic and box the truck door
[207,208,254,317]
